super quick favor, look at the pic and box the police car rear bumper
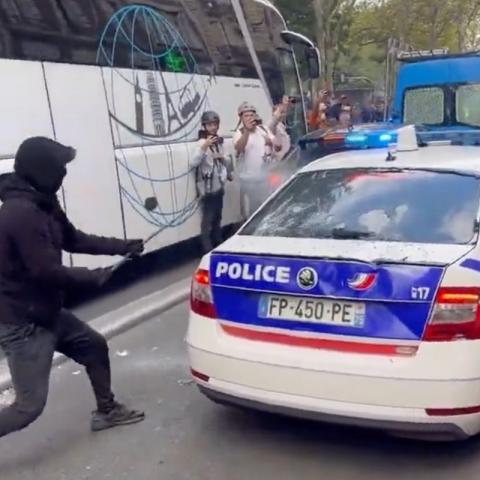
[187,307,480,440]
[187,338,480,440]
[197,384,468,441]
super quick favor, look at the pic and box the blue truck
[392,50,480,129]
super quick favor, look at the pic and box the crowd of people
[307,90,385,130]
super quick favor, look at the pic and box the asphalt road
[3,296,480,480]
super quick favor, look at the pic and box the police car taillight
[191,268,216,318]
[423,288,480,341]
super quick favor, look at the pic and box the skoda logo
[297,267,318,290]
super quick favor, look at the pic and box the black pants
[0,310,114,438]
[200,190,224,252]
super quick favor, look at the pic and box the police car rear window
[240,169,480,245]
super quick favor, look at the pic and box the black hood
[0,173,33,202]
[0,173,66,215]
[14,137,76,194]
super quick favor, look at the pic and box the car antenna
[386,143,397,162]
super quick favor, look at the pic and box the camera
[253,114,263,126]
[198,130,224,145]
[288,96,297,104]
[213,135,224,146]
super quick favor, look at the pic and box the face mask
[28,164,67,194]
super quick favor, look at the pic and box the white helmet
[238,102,256,116]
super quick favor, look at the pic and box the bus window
[403,87,445,125]
[0,0,258,79]
[197,0,258,78]
[457,84,480,127]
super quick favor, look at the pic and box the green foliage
[274,0,316,38]
[273,0,480,89]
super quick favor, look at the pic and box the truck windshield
[457,85,480,127]
[403,84,480,127]
[404,87,444,125]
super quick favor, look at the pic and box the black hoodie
[0,137,130,326]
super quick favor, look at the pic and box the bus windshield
[278,48,307,141]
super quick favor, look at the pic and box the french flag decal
[347,272,377,291]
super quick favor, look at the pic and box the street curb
[0,277,191,393]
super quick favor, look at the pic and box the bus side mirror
[280,30,321,80]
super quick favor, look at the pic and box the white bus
[0,0,319,268]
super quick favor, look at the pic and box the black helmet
[201,111,220,125]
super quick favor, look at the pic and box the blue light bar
[345,129,398,150]
[345,133,368,144]
[344,125,480,152]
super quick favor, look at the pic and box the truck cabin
[392,52,480,129]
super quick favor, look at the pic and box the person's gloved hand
[92,267,114,288]
[123,239,144,257]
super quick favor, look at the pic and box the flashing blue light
[345,129,398,150]
[379,133,393,142]
[346,133,368,143]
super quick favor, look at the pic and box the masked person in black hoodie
[0,137,146,438]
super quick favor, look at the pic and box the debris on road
[115,350,130,357]
[177,379,194,386]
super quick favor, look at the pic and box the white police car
[187,126,480,440]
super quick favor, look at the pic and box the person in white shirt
[192,111,232,252]
[233,102,282,218]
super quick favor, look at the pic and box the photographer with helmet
[192,111,232,253]
[234,102,282,218]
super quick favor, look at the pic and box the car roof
[301,145,480,176]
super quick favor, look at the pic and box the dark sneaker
[91,403,145,432]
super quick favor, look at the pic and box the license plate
[259,295,366,327]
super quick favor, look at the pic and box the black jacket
[0,138,130,326]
